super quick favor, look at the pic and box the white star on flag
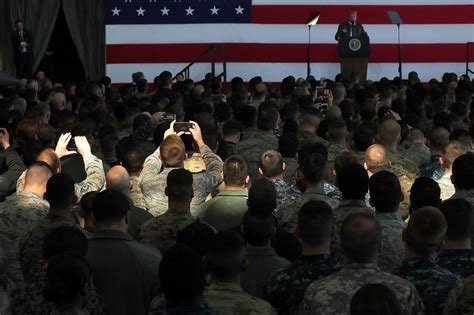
[210,6,220,15]
[235,6,244,15]
[185,6,195,16]
[161,7,170,16]
[136,6,146,16]
[111,7,121,16]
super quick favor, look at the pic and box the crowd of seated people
[0,69,472,314]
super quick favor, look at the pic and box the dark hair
[353,125,374,151]
[404,207,447,256]
[328,119,347,142]
[222,120,242,138]
[247,178,277,215]
[257,103,279,131]
[449,130,472,151]
[45,173,76,209]
[298,200,334,245]
[409,177,441,214]
[369,171,401,212]
[300,153,327,184]
[440,199,473,241]
[92,189,131,225]
[337,163,369,200]
[207,230,246,280]
[452,153,474,190]
[278,132,298,158]
[298,143,328,164]
[177,221,216,257]
[341,212,381,263]
[242,210,275,246]
[44,252,91,307]
[80,191,98,215]
[215,102,233,123]
[166,168,193,199]
[122,149,145,174]
[350,283,402,315]
[159,244,206,304]
[43,226,88,261]
[223,155,248,187]
[260,150,284,178]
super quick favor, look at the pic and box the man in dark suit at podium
[335,11,369,82]
[11,20,34,79]
[335,11,365,41]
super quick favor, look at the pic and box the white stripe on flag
[106,24,474,45]
[106,62,468,83]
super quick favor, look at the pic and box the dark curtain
[62,0,105,81]
[0,0,61,76]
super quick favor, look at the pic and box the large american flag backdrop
[105,0,474,84]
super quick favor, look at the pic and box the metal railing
[173,44,227,83]
[467,42,474,76]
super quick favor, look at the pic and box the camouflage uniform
[388,152,419,219]
[204,281,276,314]
[276,186,338,234]
[264,254,341,314]
[15,154,106,200]
[420,155,444,181]
[235,131,278,179]
[396,256,462,315]
[75,154,106,199]
[0,192,49,287]
[437,249,474,278]
[9,270,106,314]
[297,131,329,149]
[437,173,455,201]
[18,212,84,281]
[139,145,223,217]
[196,189,248,231]
[443,275,474,315]
[400,143,431,168]
[331,199,374,258]
[282,157,298,184]
[376,212,406,273]
[139,208,195,254]
[241,127,258,141]
[129,175,147,210]
[269,179,292,207]
[300,262,425,315]
[324,182,342,202]
[449,190,474,248]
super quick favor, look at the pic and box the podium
[338,33,370,82]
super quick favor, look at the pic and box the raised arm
[188,121,223,179]
[74,136,106,199]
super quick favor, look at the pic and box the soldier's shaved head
[403,207,447,257]
[365,144,389,175]
[24,161,53,189]
[36,148,60,174]
[207,230,246,282]
[377,119,401,149]
[341,212,381,263]
[160,135,185,168]
[407,129,425,144]
[428,128,450,152]
[106,165,130,197]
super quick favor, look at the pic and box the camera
[174,122,193,133]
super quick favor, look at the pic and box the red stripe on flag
[106,43,473,63]
[251,5,474,24]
